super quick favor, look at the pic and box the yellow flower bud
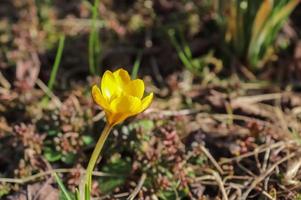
[92,68,153,126]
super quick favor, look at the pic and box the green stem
[85,122,113,190]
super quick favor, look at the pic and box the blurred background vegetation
[1,0,301,199]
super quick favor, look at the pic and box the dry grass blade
[0,169,113,184]
[284,156,301,184]
[200,145,224,175]
[211,170,228,200]
[36,79,62,107]
[273,0,300,24]
[225,0,237,42]
[231,93,282,105]
[220,141,296,164]
[127,173,147,200]
[248,0,300,67]
[0,72,10,89]
[252,0,273,38]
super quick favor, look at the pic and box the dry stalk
[200,145,224,174]
[0,168,113,184]
[127,173,147,200]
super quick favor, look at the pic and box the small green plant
[168,29,222,79]
[214,0,299,68]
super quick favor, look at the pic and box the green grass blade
[88,32,96,75]
[88,0,101,75]
[131,52,142,79]
[179,31,192,59]
[248,0,299,67]
[252,0,272,38]
[94,29,101,74]
[168,30,194,71]
[75,188,80,200]
[53,173,73,200]
[85,184,91,200]
[47,35,65,91]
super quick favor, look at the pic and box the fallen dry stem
[200,145,224,174]
[127,173,147,200]
[36,79,62,107]
[0,168,114,184]
[220,140,296,164]
[231,93,283,105]
[211,170,228,200]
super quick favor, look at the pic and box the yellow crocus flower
[82,68,153,198]
[92,68,153,126]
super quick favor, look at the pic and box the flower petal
[113,68,131,86]
[106,94,142,125]
[101,70,119,101]
[125,79,145,99]
[110,95,141,114]
[139,92,153,113]
[92,85,110,111]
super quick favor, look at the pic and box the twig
[200,145,224,174]
[93,111,105,122]
[211,170,228,200]
[235,161,256,177]
[227,183,242,200]
[254,148,262,173]
[231,93,283,105]
[255,186,276,200]
[195,175,215,182]
[92,192,131,200]
[127,173,147,200]
[284,156,301,184]
[146,108,201,116]
[263,177,271,198]
[223,175,252,182]
[274,106,288,133]
[114,192,130,198]
[0,168,113,184]
[262,138,271,171]
[220,141,296,164]
[36,79,62,107]
[0,71,10,89]
[199,113,283,130]
[196,170,229,199]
